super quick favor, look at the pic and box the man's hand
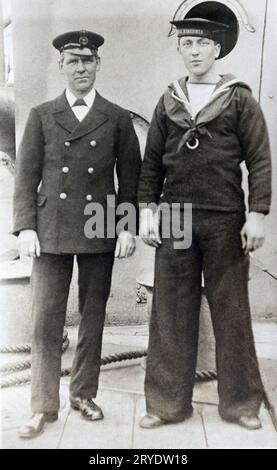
[139,208,161,248]
[17,229,41,259]
[115,230,136,258]
[241,212,265,254]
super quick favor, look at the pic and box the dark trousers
[30,252,114,413]
[145,211,263,422]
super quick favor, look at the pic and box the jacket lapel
[67,92,109,141]
[53,92,79,133]
[53,91,109,140]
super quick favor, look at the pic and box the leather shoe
[18,412,58,439]
[70,397,104,421]
[140,408,193,429]
[140,413,168,429]
[237,415,262,430]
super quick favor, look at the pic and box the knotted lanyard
[163,74,250,152]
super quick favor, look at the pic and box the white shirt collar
[65,88,96,109]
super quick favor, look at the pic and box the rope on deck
[0,330,217,388]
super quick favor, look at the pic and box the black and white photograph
[0,0,276,456]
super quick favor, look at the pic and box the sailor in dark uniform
[138,3,271,430]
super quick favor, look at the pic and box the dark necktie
[72,98,87,107]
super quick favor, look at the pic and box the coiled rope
[0,330,217,389]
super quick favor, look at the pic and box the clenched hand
[139,208,161,248]
[241,212,265,254]
[17,229,41,259]
[115,230,136,258]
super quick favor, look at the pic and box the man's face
[60,51,100,95]
[178,36,221,78]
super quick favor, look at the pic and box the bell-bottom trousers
[145,210,263,422]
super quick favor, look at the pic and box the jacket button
[64,141,71,147]
[60,193,67,200]
[62,166,69,173]
[88,167,94,174]
[86,194,93,201]
[90,140,97,147]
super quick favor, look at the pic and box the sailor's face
[178,36,220,78]
[60,51,100,95]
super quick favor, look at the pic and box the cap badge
[79,35,89,46]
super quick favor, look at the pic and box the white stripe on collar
[172,78,241,119]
